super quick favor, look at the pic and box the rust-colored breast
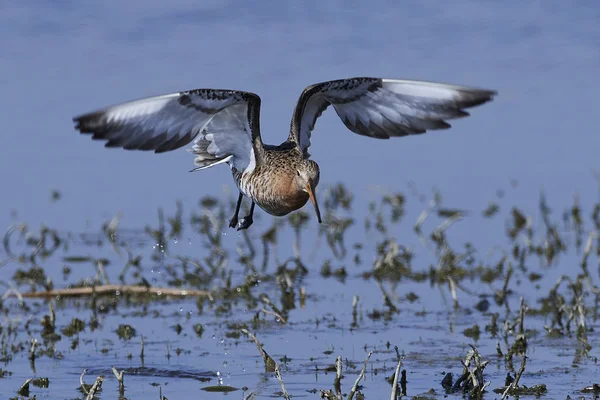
[255,171,309,216]
[245,147,310,217]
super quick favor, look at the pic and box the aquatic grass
[0,183,599,398]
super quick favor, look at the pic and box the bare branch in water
[274,363,291,400]
[241,329,276,372]
[348,351,372,400]
[86,375,105,400]
[13,285,212,299]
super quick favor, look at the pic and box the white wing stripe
[74,89,263,173]
[291,77,496,152]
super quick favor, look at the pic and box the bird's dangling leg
[237,201,255,231]
[229,192,244,229]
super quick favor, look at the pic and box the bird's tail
[187,138,232,172]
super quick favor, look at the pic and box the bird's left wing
[73,89,263,172]
[288,77,497,154]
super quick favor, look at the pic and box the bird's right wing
[73,89,263,173]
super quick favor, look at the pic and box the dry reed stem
[334,355,343,395]
[85,375,105,400]
[80,369,88,394]
[261,308,287,324]
[501,355,527,399]
[241,329,276,372]
[112,366,125,395]
[274,363,291,400]
[348,351,372,400]
[390,357,403,400]
[17,378,33,396]
[14,284,211,299]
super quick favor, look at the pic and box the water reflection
[2,180,599,397]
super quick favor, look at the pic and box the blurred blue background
[1,0,598,231]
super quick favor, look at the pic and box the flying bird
[73,77,496,230]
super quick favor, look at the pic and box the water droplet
[222,361,228,368]
[221,232,227,236]
[173,238,178,244]
[188,237,192,245]
[220,338,225,344]
[179,307,183,313]
[212,335,216,340]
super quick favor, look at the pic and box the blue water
[1,0,600,398]
[1,0,599,232]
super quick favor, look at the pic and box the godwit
[73,77,496,230]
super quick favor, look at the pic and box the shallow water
[1,185,599,399]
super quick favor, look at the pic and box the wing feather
[73,89,264,172]
[289,77,496,154]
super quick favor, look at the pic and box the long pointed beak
[305,180,322,223]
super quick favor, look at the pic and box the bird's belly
[255,191,309,217]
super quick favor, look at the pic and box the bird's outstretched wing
[288,77,497,154]
[73,89,263,173]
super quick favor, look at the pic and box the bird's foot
[229,216,239,229]
[236,215,254,230]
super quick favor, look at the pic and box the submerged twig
[448,277,459,309]
[96,259,110,285]
[376,279,399,313]
[450,345,489,397]
[348,351,372,400]
[15,284,211,299]
[501,355,527,399]
[112,366,125,396]
[274,363,291,400]
[261,308,286,324]
[28,338,38,362]
[351,295,359,328]
[390,356,403,399]
[80,369,88,394]
[241,329,276,372]
[334,355,343,395]
[86,375,105,400]
[17,378,33,396]
[49,301,55,329]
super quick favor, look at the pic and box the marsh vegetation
[1,182,599,399]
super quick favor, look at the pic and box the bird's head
[296,160,322,223]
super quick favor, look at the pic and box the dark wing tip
[457,88,497,109]
[72,112,106,134]
[72,116,84,131]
